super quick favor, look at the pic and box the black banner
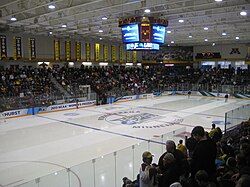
[29,38,36,60]
[14,37,22,60]
[0,35,7,59]
[195,52,221,59]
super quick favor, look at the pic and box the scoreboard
[119,16,168,50]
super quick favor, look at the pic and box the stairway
[49,75,71,97]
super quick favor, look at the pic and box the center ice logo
[110,113,160,125]
[98,110,184,128]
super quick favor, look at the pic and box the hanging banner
[0,35,7,60]
[132,51,137,63]
[14,37,22,60]
[54,40,60,61]
[126,51,132,62]
[104,45,108,62]
[29,38,36,60]
[65,40,71,61]
[119,45,126,63]
[111,45,116,62]
[75,41,81,61]
[95,43,100,62]
[85,43,91,61]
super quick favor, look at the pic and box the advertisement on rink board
[2,100,96,118]
[2,109,29,118]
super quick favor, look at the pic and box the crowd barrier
[17,127,186,187]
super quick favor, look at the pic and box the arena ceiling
[0,0,250,46]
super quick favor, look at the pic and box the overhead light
[69,62,74,66]
[215,0,223,2]
[171,41,174,44]
[99,37,103,40]
[82,62,92,66]
[126,63,133,66]
[240,10,247,16]
[204,38,208,42]
[62,24,67,28]
[204,27,208,30]
[222,32,227,36]
[49,31,53,35]
[10,17,17,21]
[48,4,56,9]
[236,36,240,40]
[137,63,142,66]
[144,9,151,13]
[167,30,171,34]
[167,44,170,46]
[212,43,216,46]
[102,16,108,20]
[188,35,192,38]
[99,62,108,66]
[98,29,103,33]
[178,19,184,23]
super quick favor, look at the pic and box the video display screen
[151,25,166,44]
[121,24,140,43]
[126,42,159,50]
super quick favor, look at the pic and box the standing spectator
[191,126,217,184]
[140,151,158,187]
[177,140,188,158]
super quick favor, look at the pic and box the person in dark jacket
[191,126,217,183]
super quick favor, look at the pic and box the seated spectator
[158,153,180,187]
[158,140,189,178]
[195,170,216,187]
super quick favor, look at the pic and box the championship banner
[95,43,100,62]
[104,45,108,62]
[119,45,123,63]
[132,51,137,63]
[85,43,91,61]
[14,37,22,60]
[75,42,81,61]
[54,40,60,61]
[65,40,71,61]
[111,45,116,62]
[0,35,7,60]
[29,38,36,60]
[126,51,132,62]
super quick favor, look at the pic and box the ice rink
[0,95,249,187]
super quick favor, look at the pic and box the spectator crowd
[0,65,249,111]
[122,120,250,187]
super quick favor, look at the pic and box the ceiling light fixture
[98,29,103,33]
[240,10,247,16]
[99,37,103,40]
[171,41,174,44]
[62,24,67,28]
[235,36,240,40]
[49,31,53,35]
[215,0,223,2]
[10,17,17,21]
[222,32,227,36]
[144,9,150,13]
[204,27,208,30]
[188,35,192,38]
[167,30,171,34]
[204,38,208,42]
[178,19,184,23]
[48,5,56,9]
[212,43,216,46]
[102,17,108,20]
